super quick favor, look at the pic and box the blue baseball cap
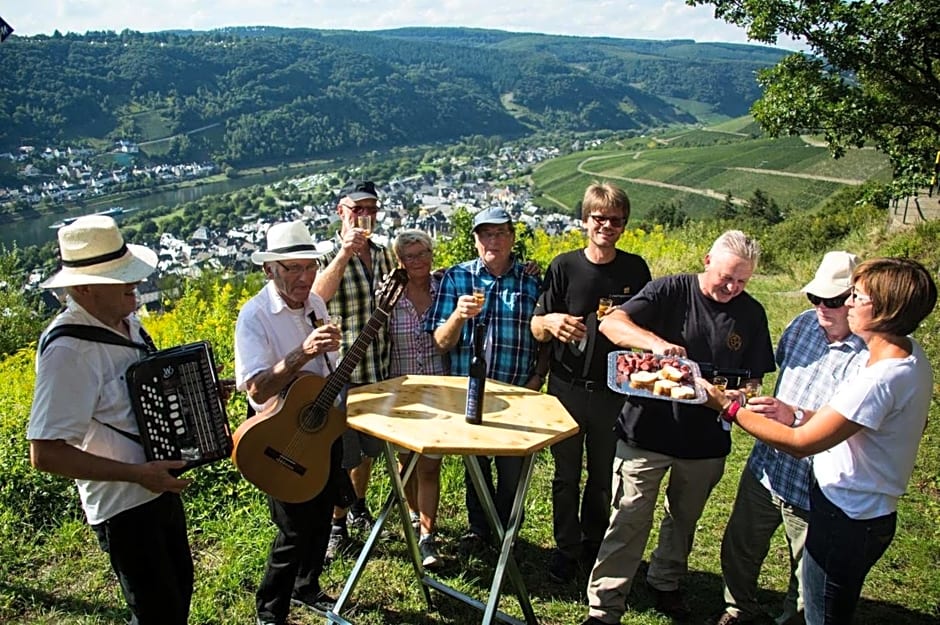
[472,207,512,232]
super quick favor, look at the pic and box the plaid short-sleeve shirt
[320,236,397,384]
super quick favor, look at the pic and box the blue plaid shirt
[425,257,541,386]
[746,309,868,510]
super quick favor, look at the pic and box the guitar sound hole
[300,405,327,433]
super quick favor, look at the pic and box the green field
[533,127,892,219]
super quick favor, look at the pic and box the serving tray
[606,351,707,404]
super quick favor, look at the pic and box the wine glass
[329,314,343,331]
[744,380,762,405]
[356,214,374,237]
[713,375,728,393]
[472,286,486,306]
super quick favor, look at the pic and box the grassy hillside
[1,205,937,623]
[532,128,892,220]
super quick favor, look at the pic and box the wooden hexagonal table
[329,375,578,625]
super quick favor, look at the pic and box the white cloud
[7,0,783,46]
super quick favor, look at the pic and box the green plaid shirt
[321,236,397,384]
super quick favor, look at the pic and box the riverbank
[0,158,334,226]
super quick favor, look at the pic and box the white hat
[251,221,326,265]
[41,215,157,289]
[801,251,860,298]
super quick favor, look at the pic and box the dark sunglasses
[589,214,626,228]
[807,292,849,309]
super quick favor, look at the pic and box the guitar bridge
[263,446,307,476]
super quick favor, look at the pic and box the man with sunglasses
[313,180,397,559]
[530,182,651,584]
[711,251,868,625]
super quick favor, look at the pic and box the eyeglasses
[807,292,850,309]
[589,214,626,228]
[276,260,319,276]
[342,203,379,216]
[400,250,432,264]
[476,228,513,241]
[850,288,873,306]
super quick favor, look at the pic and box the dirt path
[578,155,747,205]
[728,167,865,185]
[139,123,222,147]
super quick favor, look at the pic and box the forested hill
[1,27,787,166]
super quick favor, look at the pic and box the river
[1,168,301,249]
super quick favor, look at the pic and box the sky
[4,0,799,49]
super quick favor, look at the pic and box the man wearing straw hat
[234,220,344,625]
[27,215,194,624]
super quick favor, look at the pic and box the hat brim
[345,191,378,201]
[473,217,512,231]
[801,279,851,299]
[41,244,158,289]
[251,249,326,265]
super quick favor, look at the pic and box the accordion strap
[39,323,156,445]
[40,324,156,355]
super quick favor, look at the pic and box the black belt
[550,370,605,392]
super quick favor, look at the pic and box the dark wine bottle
[465,322,487,424]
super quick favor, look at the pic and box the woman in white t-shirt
[699,257,937,625]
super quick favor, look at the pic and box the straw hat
[41,215,157,289]
[801,251,860,298]
[251,221,326,264]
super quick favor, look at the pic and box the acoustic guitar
[231,268,408,503]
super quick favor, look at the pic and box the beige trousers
[586,440,726,623]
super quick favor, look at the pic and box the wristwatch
[792,408,805,426]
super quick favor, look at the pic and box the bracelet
[719,400,741,423]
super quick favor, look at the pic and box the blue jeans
[803,484,896,625]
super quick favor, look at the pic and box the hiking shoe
[714,612,740,625]
[458,530,488,556]
[290,590,336,615]
[548,549,576,584]
[419,533,443,569]
[651,587,690,620]
[347,507,375,531]
[579,617,610,625]
[774,612,805,625]
[325,524,349,562]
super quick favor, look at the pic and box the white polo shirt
[27,300,158,526]
[234,281,337,413]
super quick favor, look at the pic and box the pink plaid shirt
[389,278,448,377]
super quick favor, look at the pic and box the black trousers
[257,438,342,623]
[91,492,193,625]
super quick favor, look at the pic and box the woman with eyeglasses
[699,257,937,625]
[388,229,449,570]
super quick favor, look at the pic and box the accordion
[126,341,233,472]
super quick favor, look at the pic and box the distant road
[728,167,864,185]
[578,154,748,205]
[139,123,222,147]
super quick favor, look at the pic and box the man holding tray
[582,230,775,625]
[531,182,651,584]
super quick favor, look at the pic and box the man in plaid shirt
[713,251,868,625]
[314,180,397,558]
[426,206,543,549]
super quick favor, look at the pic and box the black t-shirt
[616,273,776,459]
[534,248,652,382]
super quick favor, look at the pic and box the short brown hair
[581,182,630,223]
[853,257,937,336]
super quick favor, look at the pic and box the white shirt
[234,281,337,413]
[27,300,158,526]
[815,339,932,519]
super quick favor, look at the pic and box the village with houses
[14,140,601,311]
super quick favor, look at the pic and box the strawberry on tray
[606,351,706,404]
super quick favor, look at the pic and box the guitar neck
[315,308,390,409]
